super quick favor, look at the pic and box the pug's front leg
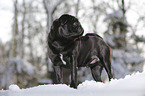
[70,55,77,89]
[54,66,62,83]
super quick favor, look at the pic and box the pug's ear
[49,19,59,41]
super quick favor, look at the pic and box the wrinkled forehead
[59,14,78,24]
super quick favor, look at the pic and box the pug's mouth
[63,30,83,39]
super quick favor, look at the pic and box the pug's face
[58,14,84,39]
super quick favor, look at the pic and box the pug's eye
[73,22,77,26]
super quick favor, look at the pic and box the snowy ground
[0,72,145,96]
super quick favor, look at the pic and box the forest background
[0,0,145,89]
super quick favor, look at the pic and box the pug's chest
[60,54,71,66]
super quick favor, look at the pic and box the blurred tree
[20,0,26,58]
[2,0,47,89]
[75,0,80,17]
[104,0,144,78]
[0,40,9,89]
[43,0,64,33]
[12,0,18,58]
[0,0,145,90]
[90,0,105,33]
[105,0,128,49]
[43,0,65,81]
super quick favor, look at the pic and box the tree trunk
[12,0,19,58]
[121,0,125,15]
[92,0,99,33]
[21,0,26,58]
[28,23,34,64]
[75,0,80,17]
[43,0,65,80]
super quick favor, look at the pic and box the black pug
[48,14,114,88]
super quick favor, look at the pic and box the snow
[39,78,53,84]
[111,49,144,79]
[1,72,145,96]
[8,58,35,75]
[0,59,35,88]
[104,9,128,25]
[109,10,123,19]
[9,84,20,92]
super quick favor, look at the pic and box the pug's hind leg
[90,64,103,82]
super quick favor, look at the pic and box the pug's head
[49,14,84,42]
[58,14,84,39]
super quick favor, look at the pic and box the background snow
[8,58,35,75]
[0,0,145,91]
[0,72,145,96]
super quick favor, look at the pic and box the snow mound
[9,84,20,92]
[1,72,145,96]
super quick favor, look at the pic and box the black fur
[48,14,113,88]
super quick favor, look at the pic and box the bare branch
[52,0,65,15]
[43,0,49,14]
[121,0,126,15]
